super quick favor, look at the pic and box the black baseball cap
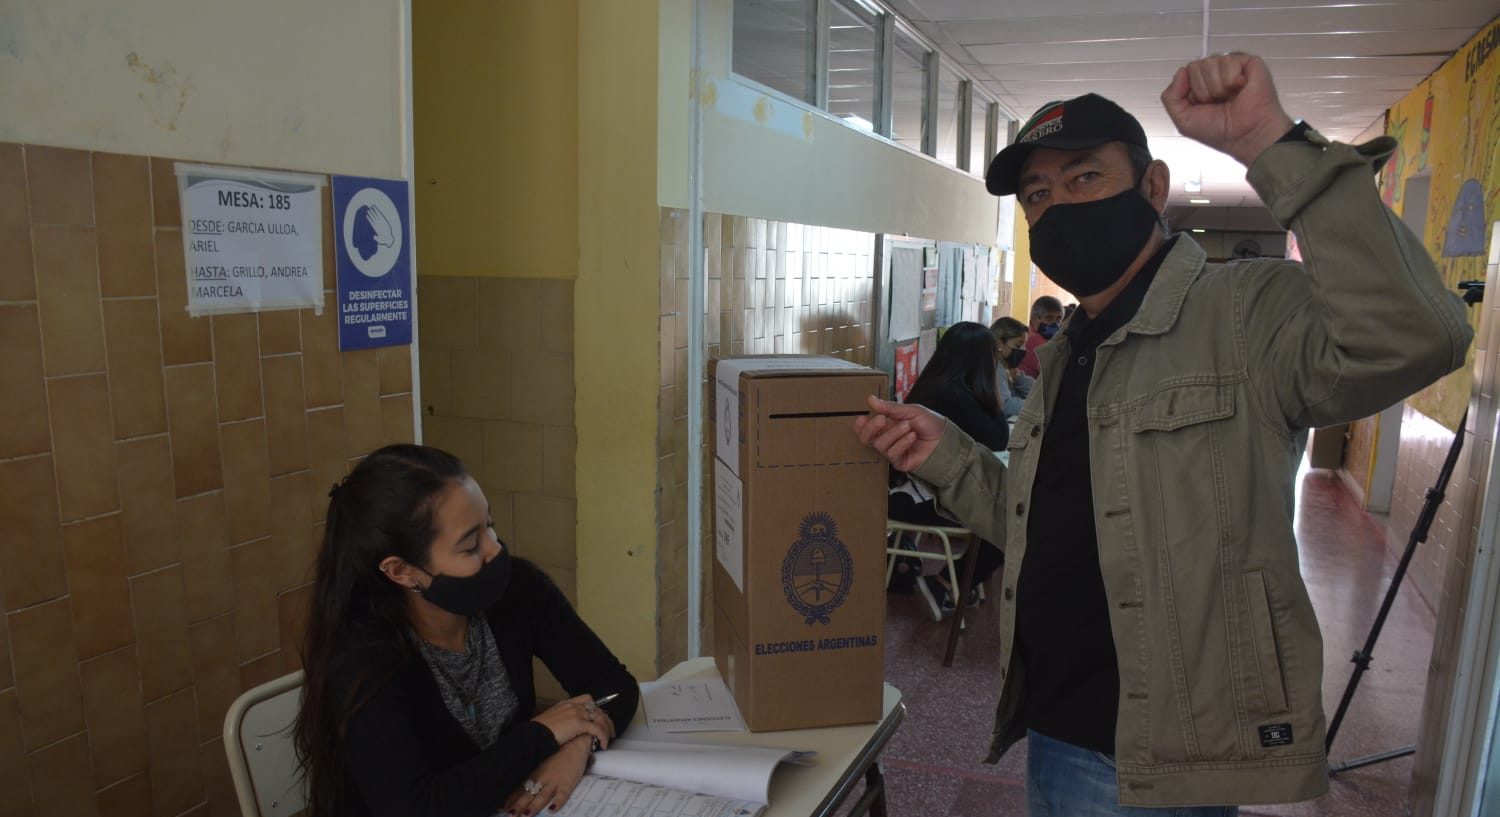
[985,93,1149,196]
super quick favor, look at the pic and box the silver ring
[584,701,597,714]
[523,780,542,796]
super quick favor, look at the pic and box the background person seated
[990,316,1034,420]
[1018,295,1063,378]
[887,322,1006,616]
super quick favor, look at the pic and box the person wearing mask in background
[991,316,1034,420]
[855,53,1471,814]
[887,321,1007,618]
[294,444,639,817]
[1018,295,1063,378]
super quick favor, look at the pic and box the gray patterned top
[413,616,519,749]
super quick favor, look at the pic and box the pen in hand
[588,693,620,752]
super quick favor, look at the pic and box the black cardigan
[338,559,639,817]
[911,377,1009,451]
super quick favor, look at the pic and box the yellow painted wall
[576,0,663,677]
[0,0,406,177]
[1381,17,1500,431]
[658,0,691,208]
[413,0,579,279]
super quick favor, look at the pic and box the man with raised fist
[857,54,1472,814]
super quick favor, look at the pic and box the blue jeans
[1026,731,1238,816]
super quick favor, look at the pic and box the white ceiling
[880,0,1498,208]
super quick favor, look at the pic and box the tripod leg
[1325,409,1467,759]
[1329,745,1415,776]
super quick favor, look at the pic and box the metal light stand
[1324,281,1484,776]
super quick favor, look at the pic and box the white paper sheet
[713,462,745,594]
[588,739,811,805]
[641,678,747,733]
[550,776,764,817]
[176,163,325,317]
[918,328,938,371]
[888,248,923,342]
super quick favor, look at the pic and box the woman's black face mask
[416,545,512,616]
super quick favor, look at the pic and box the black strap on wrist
[1277,120,1313,144]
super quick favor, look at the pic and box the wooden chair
[885,520,983,666]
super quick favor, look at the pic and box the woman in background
[888,321,1007,616]
[294,444,637,817]
[991,316,1035,420]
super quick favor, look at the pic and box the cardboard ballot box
[710,355,888,732]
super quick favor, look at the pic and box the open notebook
[543,738,814,817]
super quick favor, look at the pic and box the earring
[410,584,423,594]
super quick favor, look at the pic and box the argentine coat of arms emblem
[781,512,853,625]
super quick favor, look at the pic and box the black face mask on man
[416,545,512,616]
[1028,187,1162,298]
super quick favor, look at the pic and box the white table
[650,658,905,817]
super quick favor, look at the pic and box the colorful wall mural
[1381,17,1500,431]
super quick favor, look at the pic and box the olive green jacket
[912,130,1473,807]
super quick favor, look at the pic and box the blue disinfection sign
[333,175,413,350]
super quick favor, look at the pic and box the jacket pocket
[1244,570,1290,714]
[1007,416,1037,453]
[1131,383,1234,433]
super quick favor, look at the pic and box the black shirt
[1015,236,1176,754]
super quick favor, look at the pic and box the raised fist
[1161,53,1295,167]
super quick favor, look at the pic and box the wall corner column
[575,0,664,677]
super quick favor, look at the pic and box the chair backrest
[224,670,307,817]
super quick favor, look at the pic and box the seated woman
[294,444,638,817]
[990,316,1035,420]
[888,321,1006,616]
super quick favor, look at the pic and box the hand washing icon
[352,204,396,262]
[342,187,403,278]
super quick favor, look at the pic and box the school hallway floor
[854,464,1436,817]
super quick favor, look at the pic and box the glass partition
[732,0,816,103]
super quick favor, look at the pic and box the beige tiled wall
[1341,413,1377,504]
[655,208,876,670]
[417,276,577,600]
[1386,407,1475,607]
[0,143,415,817]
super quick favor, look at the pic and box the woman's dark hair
[294,444,468,817]
[905,321,1001,418]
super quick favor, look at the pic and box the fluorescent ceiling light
[1189,198,1211,205]
[1191,228,1206,233]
